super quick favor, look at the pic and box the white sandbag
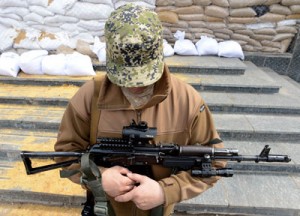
[66,2,114,20]
[0,0,28,7]
[65,52,96,76]
[115,1,155,9]
[0,17,23,28]
[1,7,29,17]
[42,54,67,76]
[0,52,20,77]
[92,37,106,62]
[38,32,72,51]
[44,15,79,25]
[32,24,62,33]
[73,33,95,44]
[0,24,7,34]
[195,36,219,56]
[173,30,198,56]
[29,6,55,17]
[27,0,48,7]
[48,0,77,15]
[163,39,174,57]
[218,41,244,60]
[113,0,155,4]
[0,13,22,21]
[23,13,44,24]
[20,50,48,75]
[277,19,297,26]
[13,29,41,50]
[246,22,276,29]
[80,0,113,7]
[0,28,18,52]
[78,20,106,31]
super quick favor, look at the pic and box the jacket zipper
[133,206,137,216]
[134,110,141,216]
[136,110,142,123]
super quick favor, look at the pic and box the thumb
[114,188,135,203]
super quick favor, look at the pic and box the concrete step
[0,128,57,161]
[0,160,85,205]
[0,62,279,94]
[0,63,294,114]
[2,89,299,116]
[195,61,281,93]
[214,113,300,142]
[0,104,64,130]
[202,92,300,115]
[0,203,82,216]
[93,56,247,75]
[201,64,300,115]
[176,172,300,216]
[1,104,300,142]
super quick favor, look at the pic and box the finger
[114,189,134,202]
[118,167,132,175]
[126,173,145,183]
[118,184,134,194]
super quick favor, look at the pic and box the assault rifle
[21,120,291,177]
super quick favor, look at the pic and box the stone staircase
[0,56,299,216]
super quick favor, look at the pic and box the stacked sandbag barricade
[0,0,156,57]
[156,0,300,53]
[0,32,245,77]
[0,0,299,57]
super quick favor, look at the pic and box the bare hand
[114,173,165,210]
[101,166,136,197]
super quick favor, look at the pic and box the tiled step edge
[174,204,299,216]
[1,120,300,142]
[1,189,298,216]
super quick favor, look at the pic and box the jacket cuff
[159,176,181,206]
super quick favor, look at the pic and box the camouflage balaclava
[105,4,164,87]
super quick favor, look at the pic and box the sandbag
[173,30,198,56]
[65,52,96,76]
[195,36,219,56]
[0,28,18,52]
[218,40,244,60]
[163,39,174,57]
[20,50,48,74]
[92,37,106,63]
[0,52,20,77]
[42,54,67,76]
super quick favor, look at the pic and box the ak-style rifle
[21,120,291,177]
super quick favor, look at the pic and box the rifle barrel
[214,155,291,163]
[179,146,239,156]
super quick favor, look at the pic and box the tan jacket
[55,64,225,216]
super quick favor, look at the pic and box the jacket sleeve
[54,80,94,184]
[158,102,226,206]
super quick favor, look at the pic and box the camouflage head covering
[105,4,164,87]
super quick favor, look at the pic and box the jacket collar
[97,63,172,110]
